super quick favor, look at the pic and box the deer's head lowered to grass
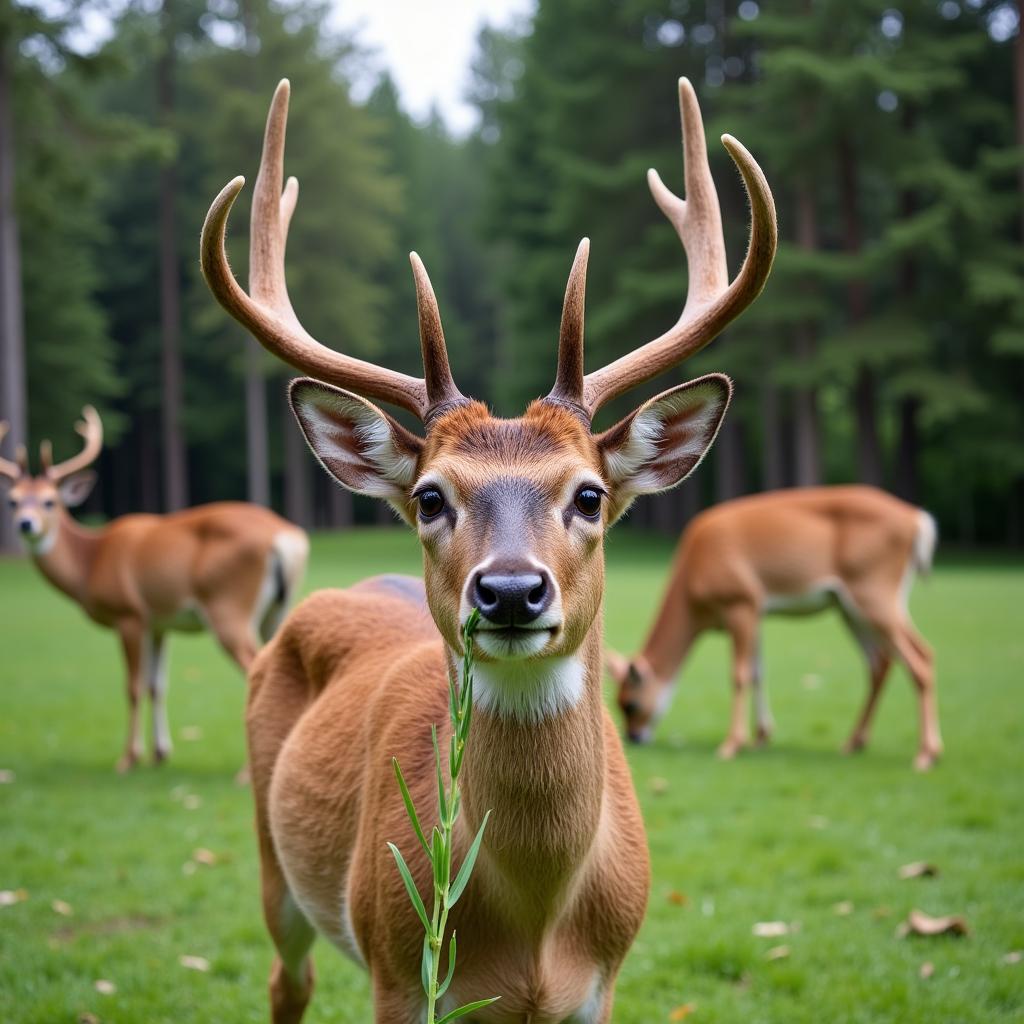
[202,78,776,718]
[0,408,102,551]
[200,77,776,1021]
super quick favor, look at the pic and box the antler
[0,422,25,482]
[41,406,103,482]
[200,79,467,424]
[547,78,777,421]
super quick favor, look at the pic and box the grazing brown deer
[200,77,776,1022]
[0,409,308,772]
[607,486,941,770]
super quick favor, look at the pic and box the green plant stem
[391,609,496,1024]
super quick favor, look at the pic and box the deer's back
[680,486,922,605]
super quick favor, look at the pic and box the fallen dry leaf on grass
[919,961,935,979]
[666,890,688,907]
[1002,951,1022,965]
[182,794,202,811]
[872,905,893,919]
[179,955,210,972]
[77,1014,101,1023]
[93,980,116,995]
[668,1004,696,1021]
[752,921,789,938]
[765,945,790,961]
[0,889,28,906]
[192,848,218,866]
[0,769,14,784]
[180,725,203,742]
[648,776,670,795]
[833,900,854,916]
[807,815,829,830]
[897,909,969,939]
[51,899,73,916]
[899,861,939,880]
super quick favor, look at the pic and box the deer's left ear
[58,470,98,508]
[597,374,731,522]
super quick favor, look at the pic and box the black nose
[473,570,552,626]
[18,519,32,535]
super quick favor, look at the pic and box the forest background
[1,0,1022,550]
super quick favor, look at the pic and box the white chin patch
[461,654,586,723]
[27,530,55,555]
[474,628,551,660]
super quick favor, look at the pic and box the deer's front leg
[146,631,172,763]
[115,620,145,773]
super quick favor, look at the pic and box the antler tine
[0,422,24,482]
[546,238,590,416]
[44,406,103,482]
[581,78,777,417]
[200,79,431,421]
[410,253,467,421]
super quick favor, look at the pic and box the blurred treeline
[1,0,1021,546]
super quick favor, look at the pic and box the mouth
[473,624,557,660]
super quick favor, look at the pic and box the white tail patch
[913,510,938,577]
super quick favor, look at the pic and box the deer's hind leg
[838,606,893,755]
[260,831,316,1024]
[249,645,318,1023]
[718,602,760,759]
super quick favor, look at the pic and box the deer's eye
[7,498,16,510]
[42,499,55,510]
[417,489,445,520]
[573,487,603,519]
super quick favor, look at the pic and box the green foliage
[5,0,1023,540]
[389,608,498,1023]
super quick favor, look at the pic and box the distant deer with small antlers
[200,77,776,1021]
[607,486,942,770]
[0,409,308,772]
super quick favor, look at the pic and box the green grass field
[1,529,1022,1023]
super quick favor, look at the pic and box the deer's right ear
[289,379,423,519]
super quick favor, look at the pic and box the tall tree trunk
[838,135,883,486]
[793,183,822,486]
[240,0,269,507]
[245,343,270,505]
[760,377,785,490]
[158,0,187,510]
[714,415,747,503]
[895,174,921,504]
[283,404,312,529]
[1012,0,1024,543]
[0,33,26,553]
[327,480,353,528]
[1016,0,1024,243]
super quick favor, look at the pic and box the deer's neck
[456,621,607,931]
[31,512,101,607]
[640,568,697,686]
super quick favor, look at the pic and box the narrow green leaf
[432,725,448,823]
[393,758,430,856]
[436,997,501,1023]
[436,932,458,998]
[421,934,433,996]
[448,810,491,907]
[431,827,448,892]
[448,672,459,732]
[387,842,431,933]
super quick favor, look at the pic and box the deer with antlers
[200,77,775,1021]
[0,409,308,772]
[607,486,942,771]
